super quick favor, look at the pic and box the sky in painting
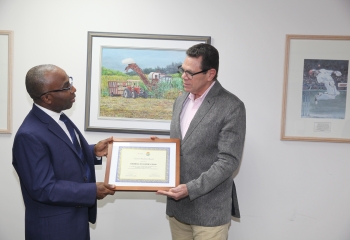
[102,47,186,72]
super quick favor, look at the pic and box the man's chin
[183,86,191,92]
[64,103,74,110]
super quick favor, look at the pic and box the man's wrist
[93,144,97,156]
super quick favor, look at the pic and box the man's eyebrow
[61,80,70,87]
[182,67,193,74]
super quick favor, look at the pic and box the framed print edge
[280,35,291,141]
[0,30,13,134]
[105,137,180,191]
[281,34,350,143]
[84,32,211,134]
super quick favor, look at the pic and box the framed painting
[0,30,13,134]
[281,34,350,142]
[104,137,180,191]
[85,32,211,135]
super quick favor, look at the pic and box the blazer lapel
[173,92,189,139]
[32,105,84,162]
[182,81,222,143]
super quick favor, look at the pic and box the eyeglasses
[178,66,209,79]
[38,77,74,98]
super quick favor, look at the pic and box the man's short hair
[186,43,219,80]
[25,64,57,100]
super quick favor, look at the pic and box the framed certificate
[105,138,180,191]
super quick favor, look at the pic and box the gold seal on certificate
[105,138,180,191]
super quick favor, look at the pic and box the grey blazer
[166,81,246,226]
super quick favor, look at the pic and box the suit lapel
[182,81,222,144]
[32,105,84,162]
[173,92,189,139]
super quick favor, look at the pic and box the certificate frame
[281,34,350,143]
[105,138,180,191]
[85,31,211,135]
[0,30,13,134]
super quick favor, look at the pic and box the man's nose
[181,72,188,80]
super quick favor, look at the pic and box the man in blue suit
[13,64,116,240]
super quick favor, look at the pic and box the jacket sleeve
[89,144,103,165]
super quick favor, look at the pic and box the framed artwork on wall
[0,30,13,134]
[85,32,211,135]
[281,34,350,142]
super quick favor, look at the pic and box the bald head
[25,64,60,100]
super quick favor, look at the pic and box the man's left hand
[157,184,188,200]
[94,136,113,157]
[96,182,116,200]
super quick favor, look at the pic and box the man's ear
[41,94,52,105]
[207,69,217,81]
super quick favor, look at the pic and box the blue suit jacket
[12,104,101,240]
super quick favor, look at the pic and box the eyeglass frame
[38,77,74,98]
[178,66,210,79]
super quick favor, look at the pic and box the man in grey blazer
[157,43,246,240]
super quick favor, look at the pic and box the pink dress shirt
[180,82,216,138]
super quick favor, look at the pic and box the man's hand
[156,184,188,200]
[94,136,113,157]
[96,182,115,200]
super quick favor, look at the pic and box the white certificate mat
[105,138,180,191]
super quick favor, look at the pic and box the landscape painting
[100,47,186,121]
[85,32,210,134]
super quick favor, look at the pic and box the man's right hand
[96,182,115,200]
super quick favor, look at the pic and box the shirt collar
[188,81,216,101]
[34,103,62,123]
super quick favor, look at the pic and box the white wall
[1,0,350,239]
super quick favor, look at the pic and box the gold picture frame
[105,138,180,191]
